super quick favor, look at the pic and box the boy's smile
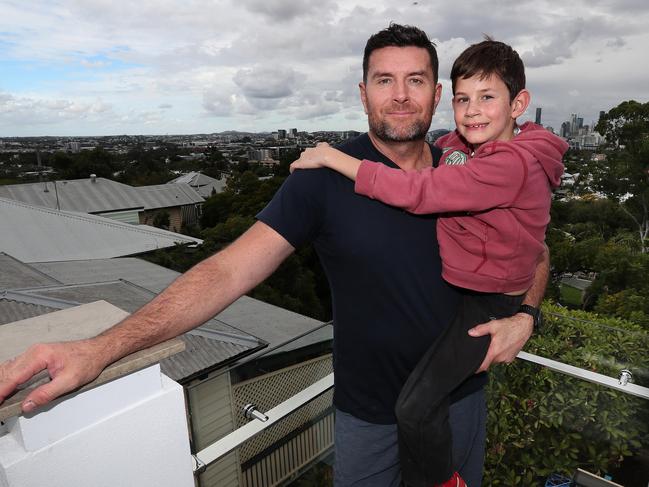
[452,74,525,149]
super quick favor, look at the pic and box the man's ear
[359,82,368,114]
[511,89,531,119]
[432,83,442,115]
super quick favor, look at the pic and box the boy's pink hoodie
[355,122,568,293]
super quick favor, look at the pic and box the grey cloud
[293,101,341,120]
[345,111,362,120]
[606,37,625,48]
[158,103,173,109]
[234,66,304,99]
[243,97,284,111]
[521,21,583,67]
[238,0,338,22]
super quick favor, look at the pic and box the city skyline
[1,0,648,137]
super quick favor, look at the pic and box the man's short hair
[451,37,525,102]
[363,23,439,84]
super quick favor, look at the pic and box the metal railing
[191,348,648,473]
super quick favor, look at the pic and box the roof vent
[90,174,97,183]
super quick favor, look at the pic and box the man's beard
[368,109,431,143]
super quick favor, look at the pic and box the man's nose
[392,80,409,103]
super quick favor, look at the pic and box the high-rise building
[570,114,578,136]
[288,128,298,139]
[561,121,571,138]
[277,129,287,139]
[535,107,542,125]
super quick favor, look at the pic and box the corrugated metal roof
[0,177,203,214]
[19,280,157,314]
[213,295,326,348]
[0,253,62,289]
[0,197,202,263]
[161,334,254,382]
[0,298,59,325]
[31,257,179,293]
[0,178,144,213]
[136,183,204,208]
[169,172,227,198]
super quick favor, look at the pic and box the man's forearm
[93,255,243,364]
[94,222,294,366]
[522,245,550,308]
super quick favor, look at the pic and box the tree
[595,101,649,252]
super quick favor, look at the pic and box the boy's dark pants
[395,292,524,486]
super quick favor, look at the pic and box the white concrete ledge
[0,367,194,487]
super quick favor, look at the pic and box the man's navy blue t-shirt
[257,133,485,424]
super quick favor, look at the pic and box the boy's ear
[510,89,531,119]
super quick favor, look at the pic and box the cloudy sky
[1,0,647,137]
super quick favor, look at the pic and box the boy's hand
[290,142,335,172]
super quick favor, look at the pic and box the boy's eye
[454,96,469,103]
[481,94,494,101]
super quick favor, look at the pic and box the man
[0,24,547,486]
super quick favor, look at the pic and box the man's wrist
[90,333,126,367]
[517,304,543,331]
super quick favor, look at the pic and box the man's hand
[0,339,109,413]
[468,313,534,372]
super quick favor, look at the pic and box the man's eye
[409,78,423,84]
[377,78,391,85]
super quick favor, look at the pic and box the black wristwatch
[517,304,543,331]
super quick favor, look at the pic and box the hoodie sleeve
[354,142,529,214]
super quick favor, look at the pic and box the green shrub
[484,303,649,484]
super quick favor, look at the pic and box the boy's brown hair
[451,37,525,102]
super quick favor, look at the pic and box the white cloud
[0,0,648,135]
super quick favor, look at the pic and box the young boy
[291,39,568,487]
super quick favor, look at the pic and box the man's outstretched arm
[0,221,294,413]
[470,245,550,372]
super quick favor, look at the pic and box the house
[0,176,204,231]
[0,197,201,263]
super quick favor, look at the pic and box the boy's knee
[394,392,427,428]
